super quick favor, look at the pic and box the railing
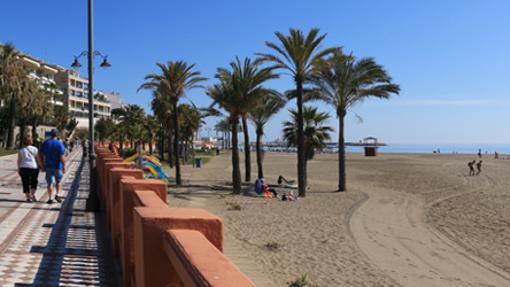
[95,145,255,287]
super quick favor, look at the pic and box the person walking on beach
[39,129,66,204]
[17,136,40,202]
[476,160,483,175]
[468,160,476,176]
[477,148,482,158]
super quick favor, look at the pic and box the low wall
[95,145,255,287]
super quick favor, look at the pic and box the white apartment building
[55,70,113,128]
[19,54,65,106]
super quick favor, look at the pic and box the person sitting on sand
[255,178,263,195]
[476,160,482,175]
[262,179,277,198]
[277,175,289,186]
[468,160,476,176]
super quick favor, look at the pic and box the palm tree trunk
[338,116,346,191]
[231,119,241,194]
[6,100,16,149]
[168,129,174,168]
[296,79,307,197]
[19,121,27,148]
[173,101,181,185]
[160,129,165,161]
[256,128,263,179]
[31,120,38,138]
[241,116,251,182]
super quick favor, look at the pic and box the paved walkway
[0,150,121,286]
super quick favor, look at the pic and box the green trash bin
[195,158,202,168]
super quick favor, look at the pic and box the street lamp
[70,0,111,212]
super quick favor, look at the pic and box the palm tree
[257,28,337,197]
[30,82,55,138]
[217,57,278,182]
[0,43,26,149]
[249,94,286,179]
[207,77,244,194]
[311,51,400,191]
[179,103,204,164]
[150,91,173,165]
[139,61,207,185]
[214,118,231,149]
[144,115,160,155]
[122,104,146,147]
[283,106,333,170]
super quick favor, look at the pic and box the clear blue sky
[2,0,510,144]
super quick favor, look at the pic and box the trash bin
[195,158,202,168]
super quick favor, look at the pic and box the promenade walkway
[0,150,120,286]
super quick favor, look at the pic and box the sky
[2,0,510,144]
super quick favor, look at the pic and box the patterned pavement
[0,150,121,286]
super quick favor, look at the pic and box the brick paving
[0,150,121,286]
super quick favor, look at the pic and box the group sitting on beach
[255,176,298,201]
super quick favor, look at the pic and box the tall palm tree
[217,57,278,182]
[151,91,173,166]
[249,93,286,179]
[0,43,26,149]
[122,104,146,147]
[311,51,400,191]
[144,115,160,154]
[214,118,231,149]
[179,103,204,163]
[257,28,337,197]
[207,77,245,194]
[139,61,207,185]
[283,106,333,168]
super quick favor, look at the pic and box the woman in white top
[17,136,40,202]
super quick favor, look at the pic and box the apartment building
[55,70,113,128]
[18,54,65,106]
[1,44,120,132]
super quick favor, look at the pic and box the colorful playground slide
[143,160,169,180]
[123,152,169,180]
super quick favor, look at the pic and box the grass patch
[288,274,318,287]
[0,148,17,157]
[226,202,242,211]
[218,192,232,199]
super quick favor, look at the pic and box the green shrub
[288,274,318,287]
[120,148,136,159]
[226,202,242,211]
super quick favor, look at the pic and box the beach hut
[363,137,379,157]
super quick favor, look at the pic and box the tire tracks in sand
[350,175,510,287]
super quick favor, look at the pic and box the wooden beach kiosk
[346,137,386,157]
[363,137,379,156]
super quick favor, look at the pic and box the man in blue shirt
[39,129,66,204]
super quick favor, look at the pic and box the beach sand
[168,152,510,286]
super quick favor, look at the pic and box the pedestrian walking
[17,136,40,202]
[39,129,66,204]
[82,139,88,158]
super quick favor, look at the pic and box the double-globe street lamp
[70,0,111,211]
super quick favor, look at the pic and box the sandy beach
[168,152,510,286]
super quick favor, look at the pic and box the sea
[345,144,510,155]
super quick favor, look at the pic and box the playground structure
[124,152,169,180]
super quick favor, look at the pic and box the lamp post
[71,0,111,211]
